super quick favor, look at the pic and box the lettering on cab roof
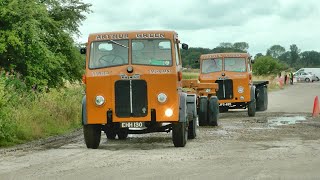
[202,54,246,59]
[136,33,165,39]
[96,34,129,40]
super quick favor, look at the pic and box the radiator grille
[115,80,148,117]
[215,79,233,100]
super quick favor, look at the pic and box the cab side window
[175,43,181,65]
[247,62,251,72]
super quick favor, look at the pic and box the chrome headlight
[95,95,105,106]
[205,89,211,93]
[238,86,244,93]
[157,93,167,103]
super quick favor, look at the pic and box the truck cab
[80,30,197,148]
[199,53,268,117]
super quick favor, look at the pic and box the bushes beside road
[0,74,83,146]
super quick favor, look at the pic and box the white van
[295,68,320,81]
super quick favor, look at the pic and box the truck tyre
[219,106,228,113]
[208,96,219,126]
[105,129,116,140]
[105,125,117,139]
[117,128,129,140]
[83,124,101,149]
[198,97,208,126]
[256,86,268,111]
[187,112,197,139]
[248,99,256,117]
[172,121,188,147]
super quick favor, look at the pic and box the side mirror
[195,59,200,63]
[182,43,189,50]
[80,47,86,54]
[251,59,255,64]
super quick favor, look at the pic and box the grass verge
[0,75,83,147]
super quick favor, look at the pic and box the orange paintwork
[181,79,218,97]
[199,53,252,103]
[84,30,183,124]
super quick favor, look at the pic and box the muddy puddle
[268,116,306,127]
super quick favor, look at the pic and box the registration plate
[219,103,232,106]
[120,122,145,128]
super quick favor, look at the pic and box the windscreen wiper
[108,40,128,48]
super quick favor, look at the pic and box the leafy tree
[289,44,300,67]
[252,56,284,75]
[219,42,233,48]
[0,0,91,88]
[266,45,286,59]
[181,47,211,68]
[233,42,249,52]
[254,53,263,60]
[298,51,320,67]
[278,51,291,64]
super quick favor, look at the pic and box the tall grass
[182,72,199,79]
[0,74,83,146]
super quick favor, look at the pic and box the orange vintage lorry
[199,53,268,117]
[80,30,198,149]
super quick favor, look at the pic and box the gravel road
[1,83,320,180]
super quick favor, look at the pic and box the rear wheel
[256,86,268,111]
[117,128,129,140]
[248,99,256,117]
[172,121,188,147]
[105,126,116,140]
[106,130,116,140]
[198,97,208,126]
[208,96,219,126]
[188,112,197,139]
[83,124,101,149]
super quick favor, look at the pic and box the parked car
[293,72,315,82]
[295,68,320,81]
[307,72,317,82]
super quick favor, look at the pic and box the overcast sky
[77,0,320,55]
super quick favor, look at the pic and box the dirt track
[1,83,320,180]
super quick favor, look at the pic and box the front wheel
[172,121,188,147]
[248,100,256,117]
[208,97,219,126]
[83,124,101,149]
[198,97,208,126]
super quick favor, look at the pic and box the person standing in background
[284,72,287,85]
[290,72,294,85]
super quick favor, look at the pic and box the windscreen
[132,39,172,66]
[89,40,129,69]
[201,58,223,73]
[224,57,246,72]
